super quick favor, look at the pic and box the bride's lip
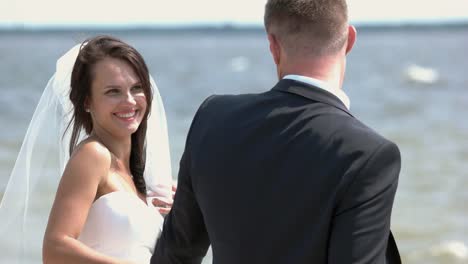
[114,110,139,120]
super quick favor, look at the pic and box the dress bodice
[78,191,163,264]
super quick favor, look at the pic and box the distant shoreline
[1,21,467,34]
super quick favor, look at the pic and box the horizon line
[1,17,468,28]
[1,18,468,32]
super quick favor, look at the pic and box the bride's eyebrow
[104,85,120,88]
[104,85,122,89]
[104,82,141,89]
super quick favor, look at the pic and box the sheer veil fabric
[0,44,173,262]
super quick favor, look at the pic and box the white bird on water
[405,64,439,84]
[229,56,250,72]
[430,240,468,260]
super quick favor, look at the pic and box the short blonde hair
[264,0,349,56]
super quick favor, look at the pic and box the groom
[152,0,402,263]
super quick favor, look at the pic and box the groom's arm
[151,99,213,264]
[328,142,401,264]
[151,151,210,264]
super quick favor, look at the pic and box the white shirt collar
[283,74,350,110]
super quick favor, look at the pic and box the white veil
[0,44,173,263]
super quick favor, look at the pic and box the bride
[0,36,174,264]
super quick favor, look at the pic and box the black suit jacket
[152,79,402,264]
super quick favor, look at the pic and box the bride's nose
[122,91,137,105]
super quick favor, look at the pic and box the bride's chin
[104,126,139,139]
[116,120,141,132]
[123,125,141,135]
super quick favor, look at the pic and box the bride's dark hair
[68,35,153,194]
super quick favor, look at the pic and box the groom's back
[153,80,400,264]
[190,90,337,263]
[180,82,398,263]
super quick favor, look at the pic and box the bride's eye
[105,88,120,95]
[131,85,143,92]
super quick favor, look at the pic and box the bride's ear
[84,98,91,113]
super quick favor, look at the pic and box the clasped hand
[150,182,177,215]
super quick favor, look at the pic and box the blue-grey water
[1,26,468,263]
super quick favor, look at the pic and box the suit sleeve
[151,97,214,264]
[328,142,401,264]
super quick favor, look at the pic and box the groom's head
[264,0,356,79]
[264,0,349,56]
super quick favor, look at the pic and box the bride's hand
[152,197,173,215]
[152,182,177,215]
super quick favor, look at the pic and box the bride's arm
[42,142,131,264]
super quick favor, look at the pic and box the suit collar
[272,79,354,117]
[283,75,350,110]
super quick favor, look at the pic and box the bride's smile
[113,108,141,125]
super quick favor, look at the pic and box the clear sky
[1,0,468,27]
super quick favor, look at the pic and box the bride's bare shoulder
[67,138,112,169]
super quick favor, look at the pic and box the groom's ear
[268,33,281,65]
[345,25,357,55]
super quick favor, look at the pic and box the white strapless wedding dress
[78,191,164,264]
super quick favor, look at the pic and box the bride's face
[86,57,147,138]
